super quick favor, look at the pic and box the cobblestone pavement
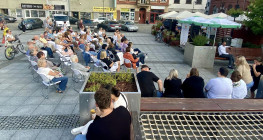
[0,22,230,140]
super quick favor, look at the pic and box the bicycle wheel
[17,44,26,54]
[5,46,15,60]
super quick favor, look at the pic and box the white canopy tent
[209,12,228,18]
[226,14,248,22]
[165,11,195,20]
[159,11,178,19]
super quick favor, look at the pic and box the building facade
[0,0,116,20]
[209,0,249,15]
[117,0,170,24]
[70,0,116,19]
[168,0,208,13]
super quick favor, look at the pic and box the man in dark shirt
[137,65,163,97]
[78,19,84,29]
[85,88,131,140]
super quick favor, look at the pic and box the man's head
[141,65,151,72]
[79,39,84,44]
[40,34,44,38]
[94,88,112,110]
[34,35,39,40]
[102,44,108,50]
[28,44,35,51]
[37,51,45,59]
[218,67,228,77]
[222,41,226,46]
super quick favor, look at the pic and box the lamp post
[103,0,105,17]
[192,0,197,13]
[68,0,71,16]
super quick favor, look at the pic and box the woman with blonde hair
[235,56,254,90]
[100,51,119,72]
[163,69,183,98]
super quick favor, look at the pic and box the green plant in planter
[176,34,180,40]
[171,37,177,41]
[152,25,156,29]
[192,35,209,46]
[156,22,163,29]
[152,30,157,35]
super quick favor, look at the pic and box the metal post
[192,1,195,12]
[68,0,71,16]
[103,0,105,17]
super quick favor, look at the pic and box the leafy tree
[244,0,263,35]
[227,8,244,22]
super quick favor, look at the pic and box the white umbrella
[209,12,228,18]
[166,11,195,20]
[194,12,210,19]
[159,11,177,18]
[179,16,207,25]
[226,14,248,22]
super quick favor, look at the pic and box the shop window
[160,0,167,2]
[25,10,30,17]
[80,12,91,19]
[16,9,22,17]
[196,0,202,4]
[174,0,180,4]
[131,9,135,12]
[186,0,192,4]
[31,10,38,17]
[39,11,45,17]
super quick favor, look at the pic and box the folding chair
[100,61,111,72]
[71,68,85,92]
[38,73,62,99]
[26,55,31,69]
[56,51,71,74]
[30,60,40,82]
[124,58,135,72]
[93,59,102,71]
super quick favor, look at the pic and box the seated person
[231,71,247,99]
[123,47,139,73]
[218,41,234,69]
[108,42,120,62]
[61,45,74,57]
[33,35,54,58]
[120,38,129,52]
[74,88,131,140]
[37,51,60,71]
[100,51,119,72]
[37,59,68,93]
[44,31,55,48]
[128,42,147,65]
[40,33,55,51]
[181,68,205,98]
[97,44,109,60]
[71,55,90,77]
[29,49,38,62]
[163,69,183,98]
[78,39,86,51]
[205,67,233,99]
[26,42,38,56]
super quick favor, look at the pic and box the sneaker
[71,126,85,135]
[145,53,148,59]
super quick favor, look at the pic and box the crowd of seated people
[137,56,263,99]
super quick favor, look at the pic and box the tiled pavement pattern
[0,23,232,140]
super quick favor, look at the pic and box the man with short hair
[205,67,233,99]
[137,65,163,97]
[218,41,235,69]
[82,88,131,140]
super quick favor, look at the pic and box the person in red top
[123,47,139,73]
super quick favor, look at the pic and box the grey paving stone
[36,129,64,140]
[0,84,12,90]
[40,95,63,105]
[24,96,45,105]
[60,128,75,140]
[10,105,38,116]
[0,105,17,116]
[60,95,78,105]
[52,104,76,115]
[10,129,41,140]
[72,104,79,114]
[16,90,34,97]
[32,105,57,115]
[5,96,28,106]
[6,84,26,90]
[0,130,17,140]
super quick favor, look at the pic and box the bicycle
[155,30,163,43]
[5,34,26,60]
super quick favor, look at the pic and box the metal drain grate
[0,115,80,130]
[139,112,263,140]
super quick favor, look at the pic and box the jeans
[41,47,53,58]
[51,76,68,91]
[74,134,86,140]
[246,81,254,90]
[219,54,235,66]
[134,48,145,64]
[256,79,263,99]
[134,48,141,53]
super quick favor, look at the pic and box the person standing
[181,68,205,98]
[205,67,233,99]
[137,65,163,97]
[163,69,183,98]
[21,18,26,33]
[78,19,84,30]
[218,41,235,69]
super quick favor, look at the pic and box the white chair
[38,73,62,99]
[93,59,102,71]
[56,51,71,74]
[100,61,110,72]
[71,68,85,92]
[30,60,40,82]
[26,55,31,69]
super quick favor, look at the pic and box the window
[39,11,45,17]
[228,5,233,10]
[186,0,192,4]
[196,0,202,4]
[160,0,167,2]
[174,0,180,4]
[31,10,38,17]
[213,5,218,14]
[26,10,30,17]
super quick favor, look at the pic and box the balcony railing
[137,0,151,6]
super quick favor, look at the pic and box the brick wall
[232,26,263,46]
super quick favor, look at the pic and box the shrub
[156,22,163,29]
[171,37,177,41]
[242,42,261,48]
[192,35,209,46]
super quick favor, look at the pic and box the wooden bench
[215,47,263,61]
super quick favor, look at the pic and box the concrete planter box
[79,72,141,125]
[184,43,216,69]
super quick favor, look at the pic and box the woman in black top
[251,57,263,98]
[181,68,205,98]
[100,50,119,72]
[163,69,183,98]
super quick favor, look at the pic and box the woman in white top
[37,59,68,93]
[231,71,247,99]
